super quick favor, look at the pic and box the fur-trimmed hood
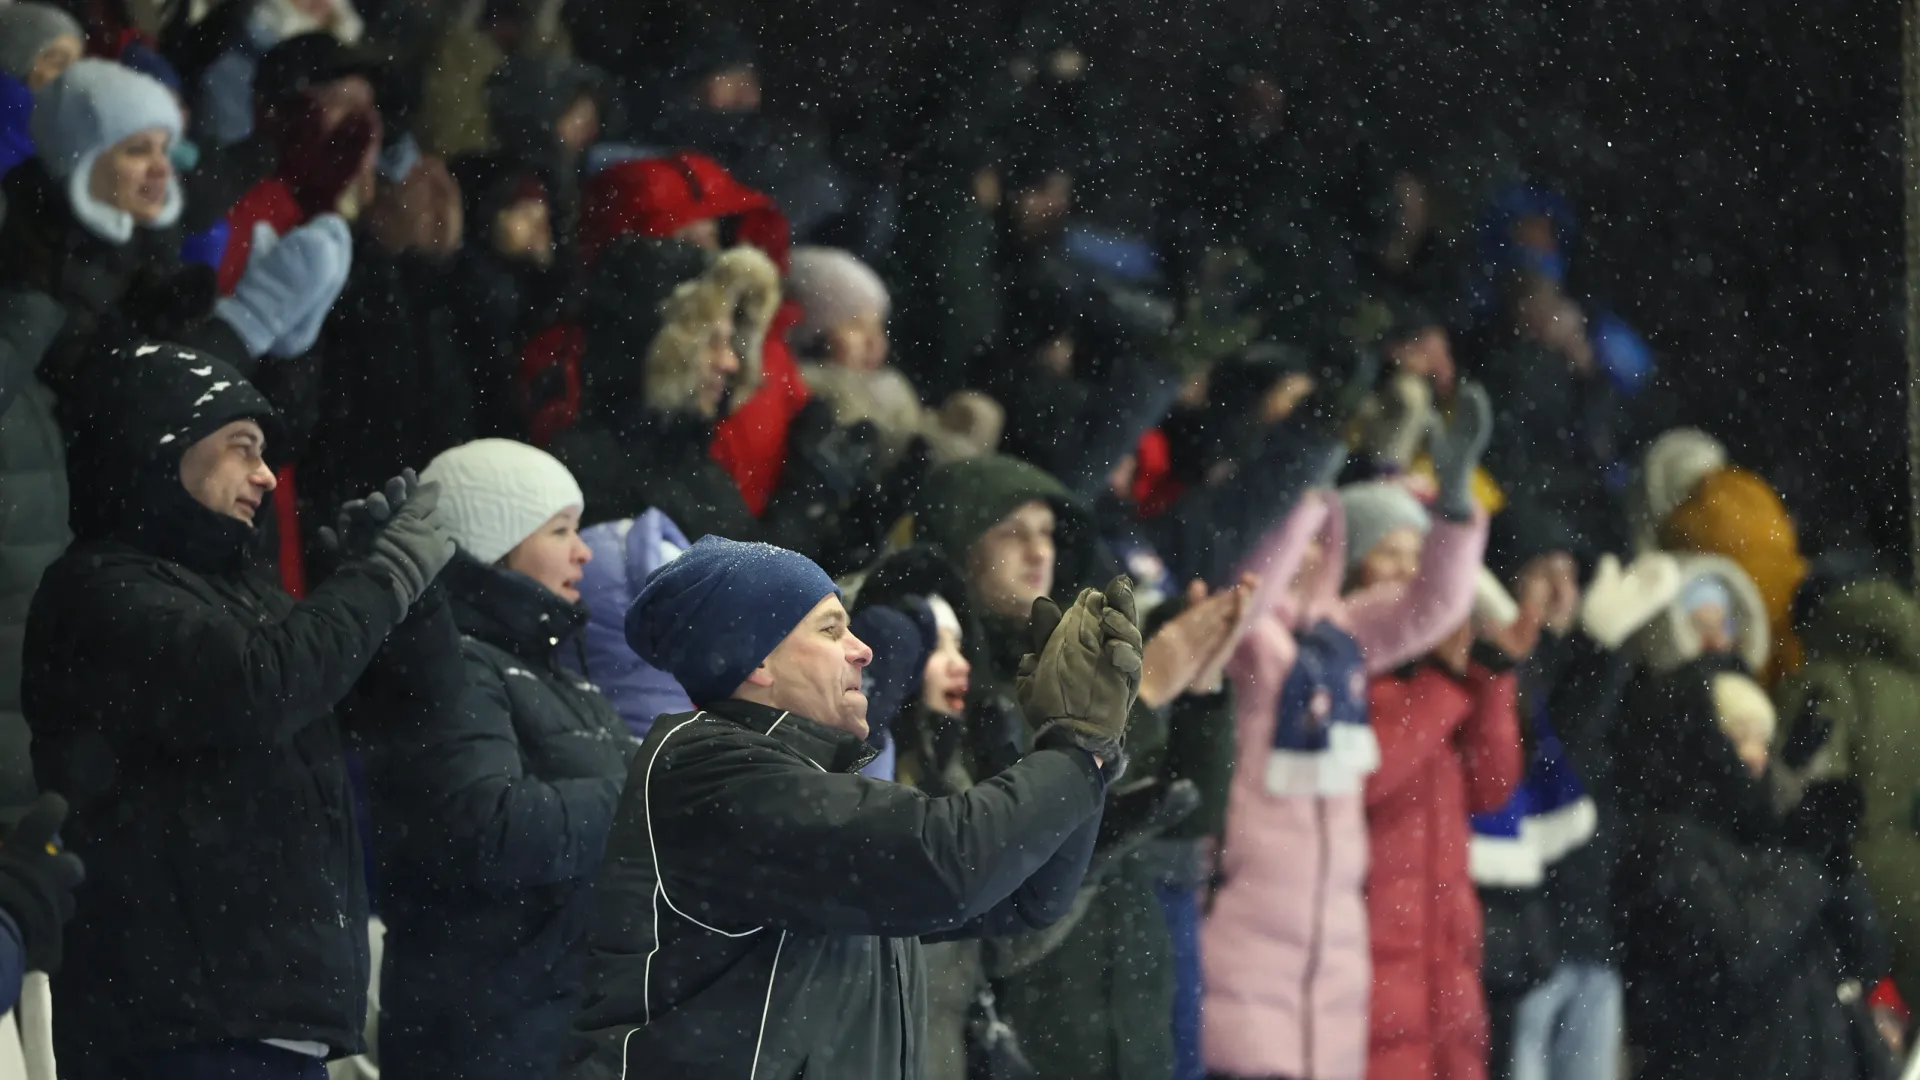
[644,245,781,415]
[1633,553,1770,676]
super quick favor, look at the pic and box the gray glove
[1016,575,1145,763]
[336,470,456,614]
[1427,380,1493,520]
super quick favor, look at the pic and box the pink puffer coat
[1202,491,1486,1080]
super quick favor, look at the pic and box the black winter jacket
[368,556,634,1079]
[565,700,1106,1079]
[22,530,407,1063]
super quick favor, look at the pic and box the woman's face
[823,311,889,372]
[503,509,592,603]
[1352,526,1423,591]
[27,34,81,91]
[493,198,553,266]
[920,627,971,717]
[88,128,174,224]
[694,312,743,418]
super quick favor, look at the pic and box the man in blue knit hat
[567,535,1143,1079]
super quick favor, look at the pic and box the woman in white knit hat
[362,438,636,1080]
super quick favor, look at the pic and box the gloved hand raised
[1016,575,1145,765]
[1426,380,1493,521]
[1578,552,1684,650]
[324,470,457,616]
[0,794,85,974]
[214,215,353,359]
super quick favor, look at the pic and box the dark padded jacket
[565,699,1106,1079]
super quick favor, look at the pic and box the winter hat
[1659,465,1808,681]
[914,454,1074,565]
[787,246,891,344]
[0,4,82,84]
[1632,428,1726,550]
[112,341,286,472]
[31,59,184,242]
[1338,481,1431,572]
[1486,499,1581,587]
[420,439,585,565]
[849,603,936,734]
[578,150,789,269]
[625,536,840,706]
[113,42,183,95]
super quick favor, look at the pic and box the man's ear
[742,664,775,689]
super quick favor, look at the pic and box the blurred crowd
[0,0,1908,1079]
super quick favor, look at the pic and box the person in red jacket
[571,149,808,515]
[1347,483,1527,1080]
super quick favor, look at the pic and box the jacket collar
[705,699,878,775]
[445,552,589,664]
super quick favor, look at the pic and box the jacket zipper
[1302,797,1329,1077]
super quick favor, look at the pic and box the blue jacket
[570,511,694,737]
[0,74,34,179]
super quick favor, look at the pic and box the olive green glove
[1016,575,1145,763]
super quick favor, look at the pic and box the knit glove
[1426,380,1493,520]
[0,794,85,975]
[214,215,353,359]
[329,470,458,615]
[1017,575,1145,765]
[1578,552,1684,650]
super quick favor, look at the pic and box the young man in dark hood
[21,341,457,1078]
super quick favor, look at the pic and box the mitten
[215,215,352,359]
[1579,552,1684,649]
[1427,380,1493,520]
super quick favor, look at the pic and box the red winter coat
[1364,659,1523,1080]
[575,151,808,514]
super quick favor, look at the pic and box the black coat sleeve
[650,732,1106,938]
[927,808,1101,940]
[32,556,404,749]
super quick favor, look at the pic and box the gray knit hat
[1338,481,1432,571]
[0,4,82,84]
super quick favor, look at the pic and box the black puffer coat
[565,699,1106,1080]
[368,554,635,1080]
[21,352,409,1069]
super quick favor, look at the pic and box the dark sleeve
[1645,821,1830,989]
[40,558,404,748]
[651,733,1106,938]
[1544,631,1638,756]
[1059,351,1183,501]
[389,654,623,894]
[0,910,21,1014]
[1150,427,1346,588]
[1161,689,1236,839]
[1823,866,1893,985]
[929,805,1102,940]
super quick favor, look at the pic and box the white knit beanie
[787,246,891,344]
[421,439,585,564]
[1339,481,1432,571]
[31,59,184,242]
[1637,428,1726,538]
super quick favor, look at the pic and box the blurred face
[27,34,81,90]
[700,66,762,112]
[1689,601,1734,654]
[1516,552,1581,633]
[695,312,743,418]
[503,508,591,602]
[179,420,276,524]
[920,627,971,717]
[968,500,1056,621]
[744,594,874,736]
[555,94,600,152]
[89,128,174,224]
[823,311,888,372]
[1353,525,1423,591]
[368,155,463,256]
[672,218,721,250]
[1011,172,1072,237]
[1260,372,1316,424]
[1728,731,1770,778]
[493,197,553,266]
[1388,326,1456,395]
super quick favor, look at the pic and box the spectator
[569,508,695,739]
[446,154,562,441]
[367,438,635,1080]
[1202,391,1491,1080]
[568,536,1136,1076]
[190,0,366,150]
[0,4,85,177]
[486,50,604,254]
[1615,665,1897,1080]
[21,343,454,1078]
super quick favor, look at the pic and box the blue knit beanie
[625,535,840,706]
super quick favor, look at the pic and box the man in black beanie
[21,341,456,1079]
[568,535,1142,1079]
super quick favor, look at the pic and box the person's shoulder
[638,710,814,779]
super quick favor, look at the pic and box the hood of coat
[1798,578,1920,673]
[487,50,606,166]
[1629,427,1726,553]
[578,150,790,270]
[1633,553,1770,676]
[643,244,778,416]
[444,550,588,663]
